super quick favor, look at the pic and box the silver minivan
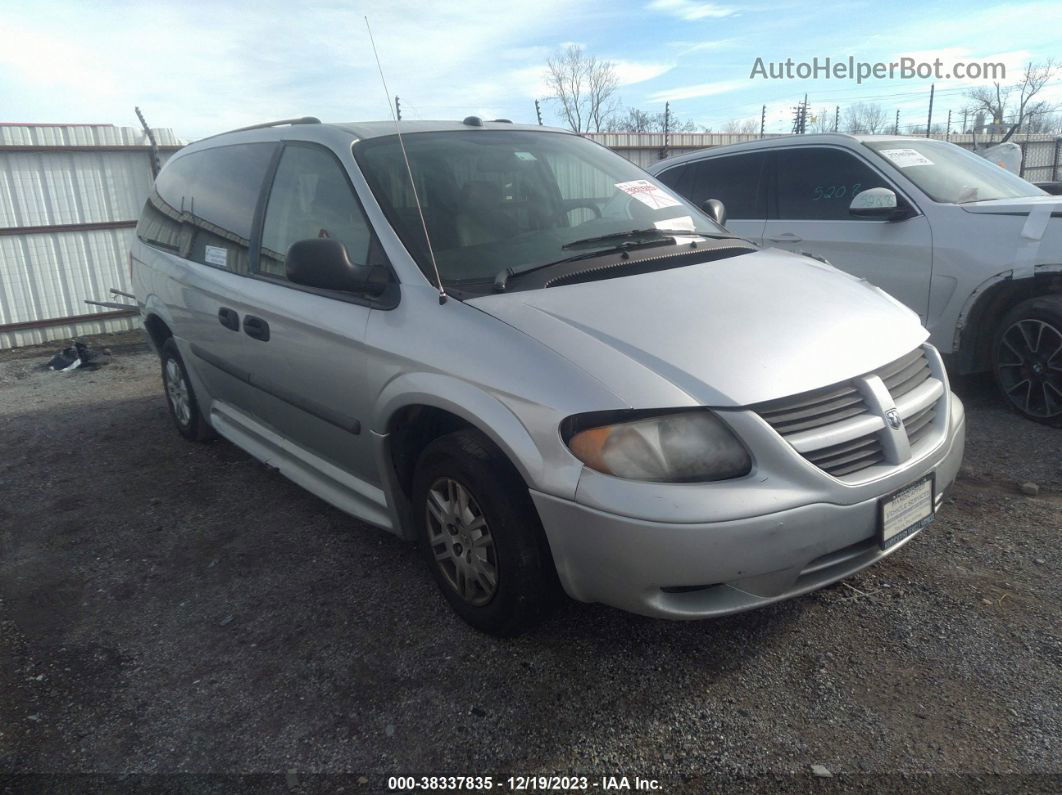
[132,118,965,634]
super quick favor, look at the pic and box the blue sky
[1,0,1059,140]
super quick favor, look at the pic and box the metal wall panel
[0,125,181,349]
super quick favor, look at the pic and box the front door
[761,146,933,321]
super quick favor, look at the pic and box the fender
[373,371,549,491]
[953,263,1062,370]
[954,264,1062,345]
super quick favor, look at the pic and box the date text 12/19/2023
[387,775,662,791]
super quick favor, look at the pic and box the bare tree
[966,59,1058,141]
[842,102,888,134]
[807,107,834,133]
[545,45,620,133]
[610,107,699,133]
[722,117,759,134]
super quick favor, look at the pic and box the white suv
[650,135,1062,426]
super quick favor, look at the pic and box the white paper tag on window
[615,179,682,209]
[655,216,696,232]
[204,245,228,267]
[514,151,537,161]
[879,148,934,168]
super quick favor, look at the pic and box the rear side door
[656,151,768,243]
[761,146,934,320]
[224,141,390,502]
[137,143,278,408]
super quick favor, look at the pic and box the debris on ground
[45,341,107,373]
[810,764,833,778]
[1019,482,1040,497]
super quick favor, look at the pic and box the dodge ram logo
[885,408,903,430]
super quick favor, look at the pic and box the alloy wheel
[997,318,1062,418]
[164,358,192,427]
[425,477,498,606]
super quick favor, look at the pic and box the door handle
[766,232,803,243]
[243,315,270,341]
[218,307,240,331]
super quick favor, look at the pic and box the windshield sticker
[514,151,537,161]
[204,245,228,267]
[655,216,695,231]
[879,148,934,168]
[615,179,682,210]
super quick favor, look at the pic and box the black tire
[412,429,559,635]
[991,295,1062,427]
[160,338,216,441]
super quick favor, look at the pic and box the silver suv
[132,118,965,634]
[649,134,1062,426]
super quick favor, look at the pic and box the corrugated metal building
[0,124,182,348]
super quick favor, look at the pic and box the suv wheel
[412,429,559,635]
[992,295,1062,427]
[161,338,216,441]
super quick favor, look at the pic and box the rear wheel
[992,295,1062,427]
[412,429,559,635]
[161,338,215,441]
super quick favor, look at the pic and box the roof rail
[225,116,321,134]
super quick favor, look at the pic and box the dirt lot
[1,331,1059,791]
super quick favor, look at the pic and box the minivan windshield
[863,139,1046,204]
[354,130,727,291]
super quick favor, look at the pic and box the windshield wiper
[493,236,685,292]
[561,227,712,250]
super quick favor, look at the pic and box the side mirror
[701,198,727,227]
[849,187,904,219]
[285,238,387,295]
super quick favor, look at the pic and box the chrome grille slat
[827,451,888,476]
[803,434,880,463]
[752,346,944,479]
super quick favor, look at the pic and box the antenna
[365,18,447,304]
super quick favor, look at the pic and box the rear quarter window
[137,143,275,272]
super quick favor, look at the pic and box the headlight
[563,409,751,482]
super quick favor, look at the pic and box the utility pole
[760,104,766,138]
[962,107,969,135]
[894,109,900,135]
[534,99,543,125]
[660,101,671,160]
[834,105,839,132]
[792,95,808,134]
[925,84,934,137]
[395,96,401,121]
[946,109,952,140]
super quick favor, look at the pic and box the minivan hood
[468,248,927,407]
[959,195,1062,214]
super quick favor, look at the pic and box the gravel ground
[0,332,1059,791]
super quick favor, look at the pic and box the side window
[775,148,891,220]
[137,143,273,271]
[258,145,373,280]
[685,153,768,220]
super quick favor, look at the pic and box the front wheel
[992,295,1062,427]
[412,429,559,635]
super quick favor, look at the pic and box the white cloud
[612,60,673,86]
[650,78,747,102]
[647,0,737,21]
[0,0,583,138]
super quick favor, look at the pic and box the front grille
[752,346,944,479]
[802,432,886,477]
[755,382,868,435]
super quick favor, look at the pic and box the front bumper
[532,395,966,619]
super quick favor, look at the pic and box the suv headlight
[563,409,751,482]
